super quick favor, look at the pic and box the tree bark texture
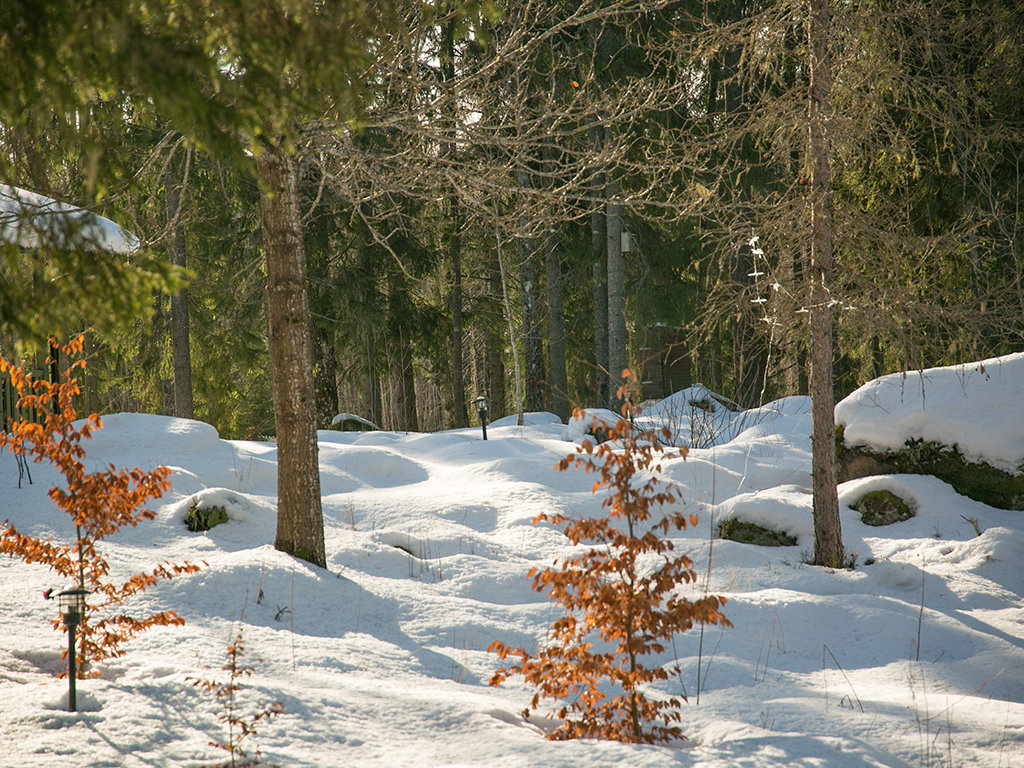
[359,248,383,427]
[486,247,507,419]
[517,170,544,413]
[257,148,326,569]
[542,138,569,422]
[442,16,468,429]
[545,228,569,422]
[495,229,525,425]
[387,269,420,432]
[364,327,383,426]
[165,154,193,420]
[732,242,764,408]
[520,236,544,413]
[592,241,609,410]
[606,181,626,411]
[312,318,338,428]
[593,208,606,409]
[448,209,468,427]
[808,0,843,568]
[586,26,610,411]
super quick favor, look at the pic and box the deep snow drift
[1,355,1022,767]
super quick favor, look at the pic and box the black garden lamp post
[472,396,490,440]
[55,588,88,711]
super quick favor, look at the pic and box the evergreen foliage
[186,503,230,532]
[3,0,1022,437]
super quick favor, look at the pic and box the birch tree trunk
[808,0,843,568]
[257,147,325,568]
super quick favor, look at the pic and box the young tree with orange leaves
[489,379,731,743]
[0,336,202,676]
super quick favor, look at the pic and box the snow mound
[835,352,1024,472]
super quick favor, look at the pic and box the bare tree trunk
[713,0,765,409]
[486,246,507,419]
[606,179,626,411]
[781,246,809,396]
[732,241,763,407]
[585,21,610,411]
[517,169,544,413]
[442,15,468,429]
[312,319,338,428]
[496,224,524,426]
[83,331,99,415]
[591,197,609,409]
[808,0,843,568]
[165,150,193,419]
[365,327,382,426]
[520,237,544,413]
[545,227,569,421]
[358,248,383,426]
[398,338,418,430]
[387,268,419,432]
[449,210,467,427]
[257,147,325,569]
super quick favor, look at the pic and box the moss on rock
[837,427,1024,511]
[718,519,797,547]
[185,503,229,532]
[852,489,914,526]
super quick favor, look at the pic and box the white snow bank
[489,411,563,428]
[3,359,1024,768]
[835,352,1024,472]
[564,407,622,444]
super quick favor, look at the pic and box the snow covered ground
[2,355,1023,767]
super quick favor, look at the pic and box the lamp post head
[472,396,490,419]
[56,588,88,622]
[472,396,491,440]
[49,587,89,712]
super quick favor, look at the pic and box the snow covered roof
[0,183,140,255]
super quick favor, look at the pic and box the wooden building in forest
[638,325,691,401]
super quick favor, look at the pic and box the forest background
[1,0,1021,442]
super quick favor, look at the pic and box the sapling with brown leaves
[489,374,731,743]
[0,336,202,676]
[190,627,284,768]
